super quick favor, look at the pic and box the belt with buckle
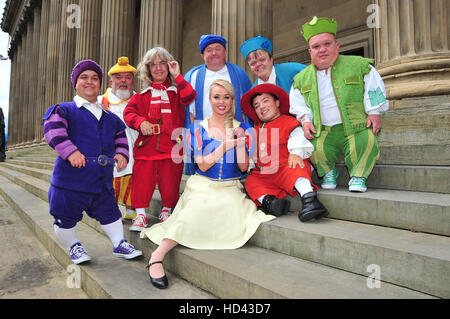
[152,123,160,135]
[85,155,115,167]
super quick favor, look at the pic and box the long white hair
[137,46,175,87]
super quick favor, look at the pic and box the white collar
[140,84,178,95]
[257,66,277,85]
[74,95,107,112]
[205,65,228,75]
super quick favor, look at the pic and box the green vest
[293,55,373,137]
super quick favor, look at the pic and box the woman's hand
[140,121,154,136]
[168,61,181,79]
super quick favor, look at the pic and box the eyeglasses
[248,56,268,68]
[150,61,168,68]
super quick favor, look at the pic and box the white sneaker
[129,214,148,232]
[321,168,338,189]
[69,242,91,265]
[348,177,367,192]
[159,208,172,222]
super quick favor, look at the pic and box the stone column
[30,5,41,144]
[7,50,17,147]
[23,22,34,145]
[99,0,136,92]
[45,0,63,108]
[211,0,273,75]
[375,0,450,99]
[75,0,102,62]
[37,0,50,143]
[57,0,79,102]
[138,0,183,62]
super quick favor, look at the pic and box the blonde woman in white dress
[141,79,275,289]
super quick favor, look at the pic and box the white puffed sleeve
[287,126,315,159]
[289,85,314,124]
[364,66,390,115]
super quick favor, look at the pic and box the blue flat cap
[240,35,273,60]
[199,34,227,53]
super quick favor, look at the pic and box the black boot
[261,195,290,217]
[298,191,329,222]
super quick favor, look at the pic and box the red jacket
[124,74,196,159]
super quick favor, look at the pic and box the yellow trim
[103,88,129,106]
[347,133,358,170]
[311,127,331,173]
[354,130,375,177]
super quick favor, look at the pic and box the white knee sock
[54,225,79,250]
[101,219,124,248]
[295,177,314,197]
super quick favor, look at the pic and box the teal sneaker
[321,167,338,189]
[348,177,367,192]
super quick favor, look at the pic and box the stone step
[378,144,449,166]
[1,162,449,237]
[0,175,215,299]
[126,226,433,298]
[249,214,450,298]
[7,156,57,164]
[78,207,436,299]
[311,163,450,194]
[1,162,53,182]
[9,153,449,194]
[1,164,446,297]
[6,159,55,170]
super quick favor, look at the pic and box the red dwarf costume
[241,83,329,222]
[124,74,196,212]
[244,114,316,201]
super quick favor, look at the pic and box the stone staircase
[0,144,449,299]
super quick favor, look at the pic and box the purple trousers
[48,185,122,229]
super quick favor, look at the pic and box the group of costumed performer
[123,47,197,230]
[183,34,252,175]
[43,59,142,265]
[289,16,389,192]
[100,57,139,222]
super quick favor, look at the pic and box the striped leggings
[311,124,380,179]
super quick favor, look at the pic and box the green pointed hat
[301,16,338,42]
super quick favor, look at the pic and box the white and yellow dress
[140,119,275,249]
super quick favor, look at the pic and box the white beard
[114,89,132,100]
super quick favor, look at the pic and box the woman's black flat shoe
[146,260,169,289]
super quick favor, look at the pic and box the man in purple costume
[42,60,142,264]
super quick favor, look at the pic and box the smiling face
[76,70,101,102]
[247,50,274,82]
[110,72,135,98]
[252,93,280,123]
[201,43,227,71]
[149,55,169,84]
[308,32,340,70]
[209,84,234,117]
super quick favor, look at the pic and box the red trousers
[245,161,317,206]
[131,158,184,209]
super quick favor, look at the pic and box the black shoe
[261,195,290,217]
[298,191,329,222]
[146,259,168,289]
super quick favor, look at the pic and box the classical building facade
[1,0,449,165]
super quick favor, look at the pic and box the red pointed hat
[241,83,291,124]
